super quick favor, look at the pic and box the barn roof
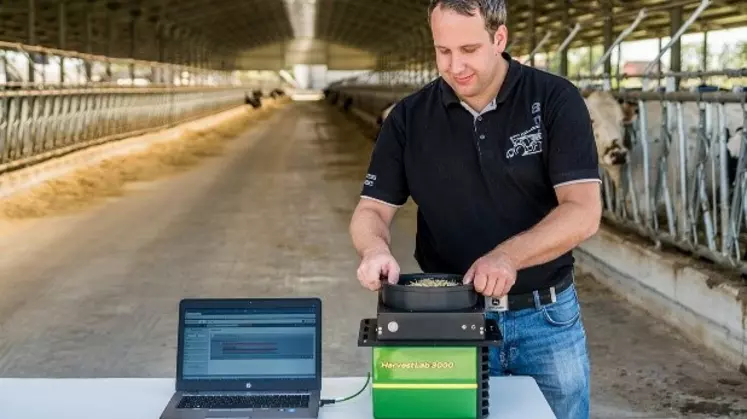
[0,0,744,69]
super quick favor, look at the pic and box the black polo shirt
[360,52,600,294]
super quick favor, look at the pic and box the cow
[244,92,262,109]
[583,90,630,189]
[727,126,745,188]
[586,88,747,231]
[622,99,744,202]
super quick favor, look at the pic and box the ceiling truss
[0,0,744,70]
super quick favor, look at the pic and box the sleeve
[360,102,410,206]
[545,86,602,187]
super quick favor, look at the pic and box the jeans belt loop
[532,290,542,310]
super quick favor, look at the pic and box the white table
[0,376,556,419]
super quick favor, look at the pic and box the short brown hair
[428,0,507,39]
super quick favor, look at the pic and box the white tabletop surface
[0,376,556,419]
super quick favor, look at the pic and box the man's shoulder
[390,78,443,118]
[520,64,582,104]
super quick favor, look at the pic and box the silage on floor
[0,99,285,219]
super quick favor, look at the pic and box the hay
[407,278,460,287]
[0,99,285,219]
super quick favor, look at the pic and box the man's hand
[357,248,401,291]
[463,250,518,297]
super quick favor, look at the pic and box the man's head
[428,0,508,100]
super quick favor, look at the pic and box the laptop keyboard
[177,394,310,410]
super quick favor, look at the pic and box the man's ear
[493,25,508,53]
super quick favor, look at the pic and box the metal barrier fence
[0,41,286,175]
[0,40,238,88]
[603,89,747,274]
[0,86,247,174]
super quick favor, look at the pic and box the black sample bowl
[380,273,478,312]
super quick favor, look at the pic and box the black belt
[485,274,574,312]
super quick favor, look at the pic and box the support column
[28,0,35,83]
[161,23,174,85]
[106,4,119,81]
[149,16,159,84]
[559,3,569,76]
[702,29,708,72]
[58,0,66,84]
[162,24,174,84]
[602,0,613,76]
[129,9,140,81]
[188,33,196,85]
[172,27,183,84]
[201,38,209,71]
[85,11,92,82]
[658,37,663,78]
[528,0,536,66]
[192,35,201,85]
[670,6,683,89]
[0,0,7,84]
[616,42,622,88]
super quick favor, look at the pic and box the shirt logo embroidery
[506,102,543,159]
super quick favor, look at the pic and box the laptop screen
[180,305,317,382]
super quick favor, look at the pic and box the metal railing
[0,42,287,174]
[0,86,247,174]
[602,88,747,274]
[0,40,240,88]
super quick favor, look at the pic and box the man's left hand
[463,250,518,297]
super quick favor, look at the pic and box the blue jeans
[485,281,590,419]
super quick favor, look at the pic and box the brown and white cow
[583,90,630,189]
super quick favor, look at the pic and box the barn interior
[0,0,747,418]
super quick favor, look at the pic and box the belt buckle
[485,295,509,312]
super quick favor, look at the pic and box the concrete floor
[0,101,745,418]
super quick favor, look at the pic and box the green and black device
[357,273,503,419]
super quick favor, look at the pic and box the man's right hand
[356,248,401,291]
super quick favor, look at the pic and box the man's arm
[492,85,603,270]
[349,99,410,257]
[350,198,399,258]
[350,101,411,288]
[492,181,601,270]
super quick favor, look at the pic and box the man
[349,0,601,418]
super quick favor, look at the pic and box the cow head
[727,126,744,187]
[620,100,639,125]
[584,90,630,188]
[727,126,744,160]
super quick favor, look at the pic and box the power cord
[319,372,371,407]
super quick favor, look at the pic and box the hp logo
[245,383,252,389]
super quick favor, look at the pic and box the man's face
[430,5,505,99]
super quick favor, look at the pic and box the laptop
[160,297,322,419]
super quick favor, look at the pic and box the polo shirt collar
[439,51,522,109]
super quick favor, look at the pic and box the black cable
[319,372,371,407]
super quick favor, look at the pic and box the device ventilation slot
[478,346,490,418]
